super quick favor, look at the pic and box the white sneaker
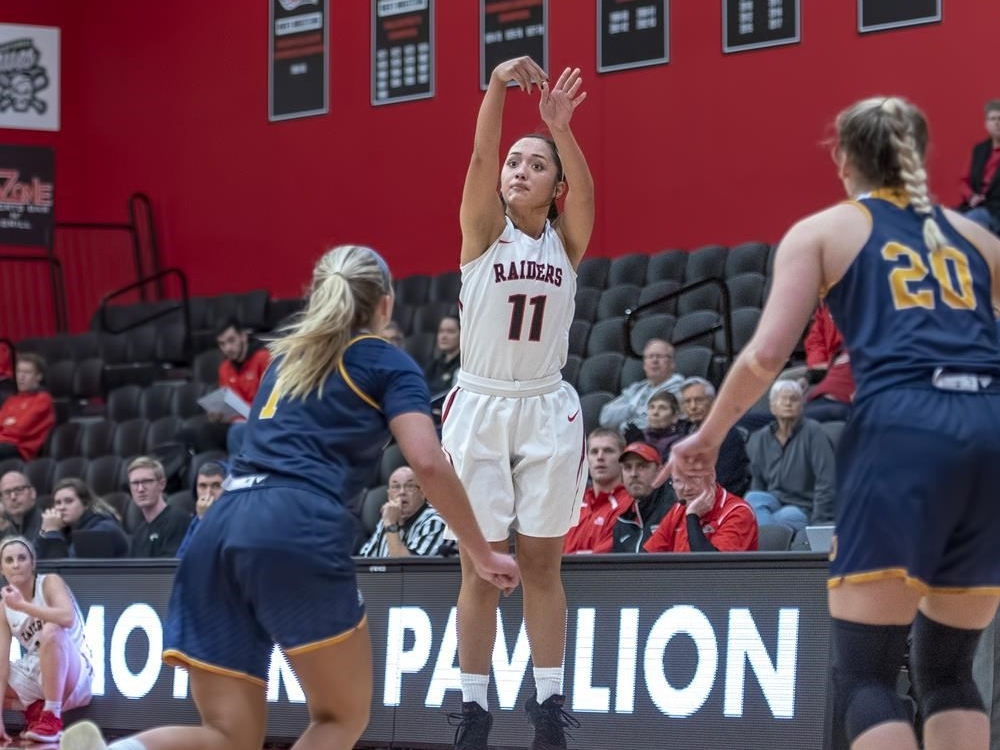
[59,720,108,750]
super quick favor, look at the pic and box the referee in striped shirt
[359,466,447,557]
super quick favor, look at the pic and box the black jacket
[36,509,129,559]
[960,139,1000,220]
[612,484,677,553]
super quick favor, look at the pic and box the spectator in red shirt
[563,428,632,554]
[802,302,855,423]
[217,318,271,457]
[215,318,271,412]
[644,470,758,553]
[0,353,55,461]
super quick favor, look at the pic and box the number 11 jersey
[458,217,577,383]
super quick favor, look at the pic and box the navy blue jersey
[231,334,431,503]
[824,190,1000,401]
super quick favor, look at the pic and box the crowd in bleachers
[0,239,854,558]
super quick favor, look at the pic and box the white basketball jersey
[459,217,577,382]
[5,574,90,657]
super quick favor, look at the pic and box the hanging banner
[372,0,434,106]
[269,0,329,122]
[0,24,60,132]
[480,0,547,90]
[0,145,55,249]
[597,0,669,74]
[858,0,941,33]
[723,0,801,54]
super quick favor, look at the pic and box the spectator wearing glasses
[678,377,750,496]
[359,466,446,558]
[0,353,55,462]
[126,457,191,558]
[0,471,42,540]
[600,339,684,433]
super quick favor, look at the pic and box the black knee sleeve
[910,611,985,719]
[830,618,912,744]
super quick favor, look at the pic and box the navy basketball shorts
[163,480,365,683]
[830,387,1000,591]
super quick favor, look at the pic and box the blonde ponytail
[269,245,392,401]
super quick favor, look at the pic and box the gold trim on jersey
[283,614,368,656]
[162,648,266,687]
[866,187,910,208]
[827,568,929,592]
[338,335,383,411]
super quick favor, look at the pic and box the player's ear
[554,180,566,200]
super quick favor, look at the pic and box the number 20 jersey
[458,217,577,383]
[824,193,1000,402]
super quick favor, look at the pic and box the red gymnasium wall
[1,1,996,305]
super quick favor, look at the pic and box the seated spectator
[177,461,227,557]
[801,302,854,423]
[126,456,191,558]
[957,99,1000,234]
[624,390,684,460]
[612,442,677,553]
[0,536,93,743]
[181,319,271,457]
[564,428,631,554]
[381,320,405,348]
[745,380,835,534]
[0,343,14,405]
[36,478,129,559]
[678,377,750,496]
[0,470,42,540]
[358,466,446,558]
[644,470,758,553]
[425,314,461,396]
[0,353,55,461]
[600,339,685,433]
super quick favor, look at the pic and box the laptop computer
[72,529,120,559]
[804,524,835,553]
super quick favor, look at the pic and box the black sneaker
[446,701,493,750]
[525,693,580,750]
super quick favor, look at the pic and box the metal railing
[623,276,735,367]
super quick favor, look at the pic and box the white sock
[43,700,62,718]
[110,739,148,750]
[533,666,564,703]
[460,672,490,710]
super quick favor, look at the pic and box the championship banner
[597,0,669,74]
[858,0,941,33]
[481,0,547,91]
[723,0,801,54]
[0,145,54,249]
[372,0,435,106]
[268,0,329,122]
[0,24,60,132]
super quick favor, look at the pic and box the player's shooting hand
[539,67,587,129]
[491,56,548,93]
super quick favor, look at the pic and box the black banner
[597,0,669,74]
[480,0,548,90]
[858,0,941,33]
[372,0,434,106]
[0,144,54,249]
[11,555,834,749]
[723,0,801,54]
[268,0,329,122]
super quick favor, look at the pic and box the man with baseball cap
[611,442,677,553]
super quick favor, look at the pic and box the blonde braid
[880,98,948,253]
